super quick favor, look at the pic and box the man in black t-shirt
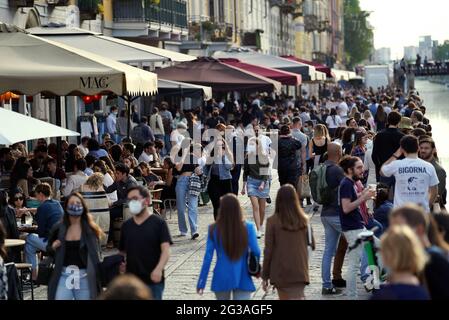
[119,186,172,300]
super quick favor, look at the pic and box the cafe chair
[15,263,34,300]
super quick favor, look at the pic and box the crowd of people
[1,83,449,301]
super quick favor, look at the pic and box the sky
[359,0,449,59]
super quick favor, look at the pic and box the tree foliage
[434,41,449,61]
[344,0,374,68]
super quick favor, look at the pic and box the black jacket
[46,221,102,300]
[372,128,404,175]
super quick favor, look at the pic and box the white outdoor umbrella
[0,107,79,145]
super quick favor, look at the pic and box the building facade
[404,46,419,61]
[293,0,343,67]
[419,35,433,61]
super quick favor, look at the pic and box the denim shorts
[247,176,270,199]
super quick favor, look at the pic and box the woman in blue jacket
[197,194,260,300]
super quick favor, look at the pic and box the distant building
[404,46,419,61]
[374,47,391,64]
[419,35,433,60]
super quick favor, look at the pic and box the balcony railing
[113,0,187,28]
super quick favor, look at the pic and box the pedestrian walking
[119,186,172,300]
[262,185,314,300]
[197,194,260,300]
[46,193,103,300]
[242,137,270,238]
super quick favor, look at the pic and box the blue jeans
[321,215,342,289]
[25,234,47,270]
[163,134,172,157]
[231,164,242,196]
[215,290,252,300]
[149,282,165,300]
[55,267,90,300]
[175,176,199,236]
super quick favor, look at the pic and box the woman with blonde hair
[309,124,330,167]
[372,225,430,300]
[81,173,110,246]
[262,185,314,300]
[363,110,376,132]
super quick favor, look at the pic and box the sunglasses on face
[14,197,24,201]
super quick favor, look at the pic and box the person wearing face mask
[205,108,226,131]
[25,183,64,281]
[46,193,103,300]
[242,137,270,238]
[172,109,188,132]
[119,186,172,300]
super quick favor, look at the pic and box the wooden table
[5,239,26,248]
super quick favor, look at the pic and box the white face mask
[128,200,144,215]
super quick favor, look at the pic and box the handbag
[247,250,261,277]
[36,256,55,286]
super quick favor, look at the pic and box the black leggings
[278,169,299,188]
[207,175,233,220]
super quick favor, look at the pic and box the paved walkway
[25,172,370,300]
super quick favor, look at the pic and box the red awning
[154,57,281,93]
[281,55,333,78]
[218,58,301,86]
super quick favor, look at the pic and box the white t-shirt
[138,152,154,163]
[382,157,439,212]
[338,102,349,118]
[326,115,343,128]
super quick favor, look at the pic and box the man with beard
[419,137,447,209]
[119,186,172,300]
[338,156,376,299]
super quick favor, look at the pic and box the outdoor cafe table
[5,239,26,248]
[18,225,38,234]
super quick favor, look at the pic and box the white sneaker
[257,231,262,239]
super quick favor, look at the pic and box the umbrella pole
[55,96,63,168]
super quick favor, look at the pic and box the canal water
[415,80,449,186]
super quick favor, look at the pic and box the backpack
[309,163,333,205]
[131,125,145,145]
[161,114,172,134]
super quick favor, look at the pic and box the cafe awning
[158,79,212,100]
[0,107,79,145]
[29,28,170,64]
[218,58,301,86]
[282,55,333,78]
[212,49,324,82]
[0,28,158,96]
[154,57,282,93]
[332,69,351,81]
[28,26,196,63]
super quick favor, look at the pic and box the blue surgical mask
[66,204,83,216]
